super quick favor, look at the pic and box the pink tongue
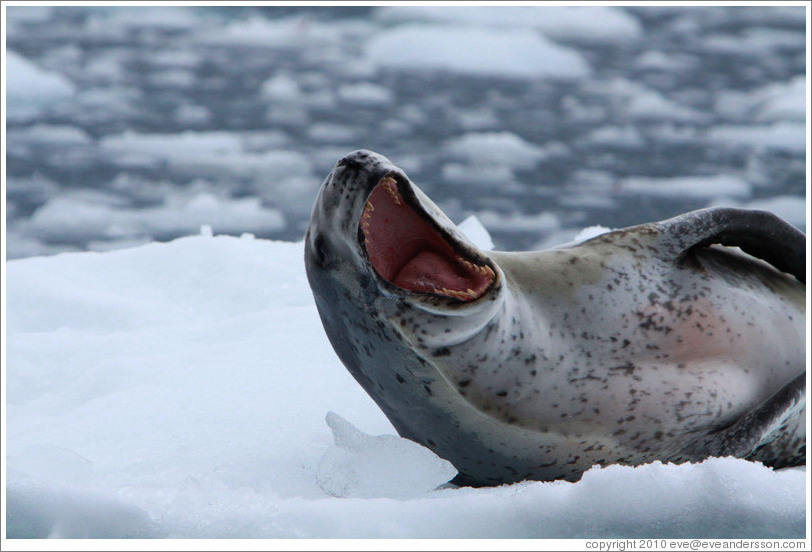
[392,249,468,294]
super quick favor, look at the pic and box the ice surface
[366,24,590,80]
[316,412,457,499]
[5,227,807,538]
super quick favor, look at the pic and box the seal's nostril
[336,149,374,171]
[336,156,364,171]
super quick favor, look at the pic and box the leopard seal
[304,149,806,486]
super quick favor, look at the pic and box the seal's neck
[386,288,507,350]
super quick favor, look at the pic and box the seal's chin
[360,175,495,302]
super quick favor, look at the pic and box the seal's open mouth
[361,175,495,302]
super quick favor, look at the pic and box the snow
[5,225,807,539]
[365,24,590,80]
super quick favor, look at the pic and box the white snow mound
[5,224,807,538]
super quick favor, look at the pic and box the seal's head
[305,150,500,329]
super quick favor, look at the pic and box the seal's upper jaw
[360,173,496,303]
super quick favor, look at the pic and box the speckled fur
[305,150,806,486]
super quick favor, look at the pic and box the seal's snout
[335,154,365,171]
[336,149,392,172]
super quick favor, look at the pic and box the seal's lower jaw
[360,175,495,302]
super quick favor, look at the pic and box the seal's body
[305,150,806,486]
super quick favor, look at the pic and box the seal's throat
[360,176,495,302]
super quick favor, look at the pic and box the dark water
[5,5,807,258]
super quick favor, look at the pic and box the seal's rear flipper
[658,208,806,284]
[681,372,806,467]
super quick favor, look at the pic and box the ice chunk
[6,50,75,121]
[317,412,457,498]
[337,82,394,107]
[707,121,805,153]
[715,75,805,122]
[574,226,613,243]
[617,174,751,199]
[260,73,301,102]
[445,131,546,170]
[375,6,643,45]
[458,215,495,250]
[366,24,590,80]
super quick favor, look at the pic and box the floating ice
[458,215,495,250]
[617,174,751,199]
[706,121,805,153]
[19,190,286,244]
[376,6,643,45]
[317,412,457,499]
[6,50,75,122]
[445,131,547,170]
[715,75,805,122]
[366,24,590,80]
[337,82,394,107]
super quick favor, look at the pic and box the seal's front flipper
[657,207,806,284]
[681,373,806,467]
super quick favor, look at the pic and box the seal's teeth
[458,257,474,270]
[483,265,495,280]
[381,176,401,205]
[365,200,375,212]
